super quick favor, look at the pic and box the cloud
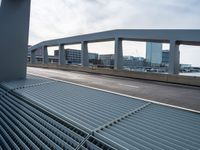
[29,0,200,44]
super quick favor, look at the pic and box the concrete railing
[29,29,200,75]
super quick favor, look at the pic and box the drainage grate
[79,136,116,150]
[12,80,147,131]
[95,104,200,150]
[0,86,88,150]
[1,75,200,150]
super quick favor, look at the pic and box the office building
[54,49,98,64]
[66,49,81,64]
[146,42,162,65]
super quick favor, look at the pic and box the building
[66,49,81,64]
[146,42,162,65]
[162,50,170,65]
[88,53,99,65]
[54,49,98,64]
[180,64,192,69]
[99,54,114,67]
[123,56,145,70]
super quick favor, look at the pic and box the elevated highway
[29,29,200,75]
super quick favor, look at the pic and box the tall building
[146,42,162,65]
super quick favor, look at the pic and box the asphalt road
[27,67,200,111]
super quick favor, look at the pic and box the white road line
[118,83,139,88]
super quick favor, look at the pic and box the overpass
[29,29,200,74]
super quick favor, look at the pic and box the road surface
[27,67,200,111]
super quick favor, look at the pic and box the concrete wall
[28,64,200,87]
[0,0,31,81]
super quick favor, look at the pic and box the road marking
[118,83,139,88]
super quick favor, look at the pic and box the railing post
[168,40,180,74]
[42,46,48,64]
[59,44,65,65]
[31,50,36,64]
[114,38,123,70]
[81,41,89,67]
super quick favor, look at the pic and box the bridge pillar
[114,38,123,70]
[59,44,66,65]
[42,46,48,64]
[31,50,36,64]
[168,40,180,74]
[81,41,89,67]
[0,0,31,81]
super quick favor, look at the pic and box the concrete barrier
[28,63,200,87]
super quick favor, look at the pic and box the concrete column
[42,46,48,64]
[31,50,36,64]
[59,44,66,65]
[114,38,123,70]
[0,0,31,81]
[81,41,89,67]
[168,40,180,74]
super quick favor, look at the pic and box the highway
[27,67,200,111]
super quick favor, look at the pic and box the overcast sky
[29,0,200,66]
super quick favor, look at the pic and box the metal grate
[79,136,116,150]
[0,86,88,150]
[95,104,200,150]
[1,75,200,150]
[10,79,147,131]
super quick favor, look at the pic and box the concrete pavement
[27,67,200,111]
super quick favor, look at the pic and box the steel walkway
[1,75,200,150]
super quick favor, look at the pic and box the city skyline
[29,0,200,67]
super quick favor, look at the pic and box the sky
[29,0,200,66]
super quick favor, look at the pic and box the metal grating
[0,87,89,150]
[12,80,147,131]
[79,136,116,150]
[0,86,123,150]
[1,75,200,150]
[95,104,200,150]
